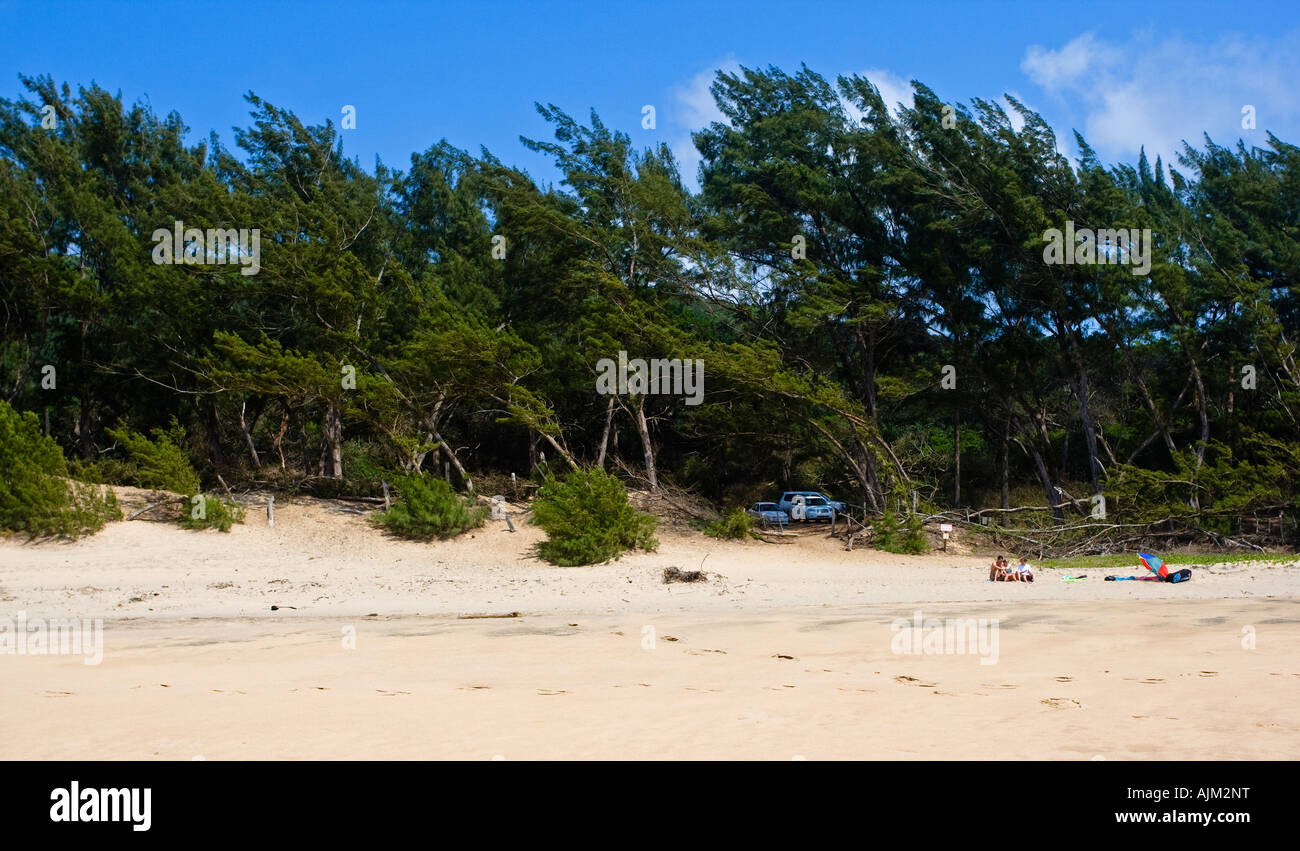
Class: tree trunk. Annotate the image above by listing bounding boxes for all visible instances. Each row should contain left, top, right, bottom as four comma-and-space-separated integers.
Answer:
1180, 340, 1210, 510
999, 421, 1010, 516
271, 403, 289, 470
632, 395, 658, 490
299, 419, 312, 474
1023, 439, 1063, 524
77, 399, 93, 460
204, 397, 225, 471
1066, 329, 1102, 495
596, 396, 615, 468
953, 412, 961, 506
1096, 314, 1177, 458
239, 398, 261, 469
319, 401, 343, 478
431, 425, 472, 492
858, 438, 881, 512
1025, 408, 1064, 523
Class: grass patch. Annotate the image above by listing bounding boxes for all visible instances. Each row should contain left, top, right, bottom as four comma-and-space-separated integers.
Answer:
1038, 552, 1299, 571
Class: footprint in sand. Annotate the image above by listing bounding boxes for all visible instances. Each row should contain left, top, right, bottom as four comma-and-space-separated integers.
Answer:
375, 689, 410, 696
895, 675, 938, 688
772, 654, 795, 660
1054, 676, 1074, 683
1139, 678, 1165, 684
1041, 697, 1082, 709
42, 690, 74, 697
836, 687, 876, 694
980, 683, 1017, 690
685, 649, 727, 656
537, 689, 570, 696
1198, 671, 1218, 678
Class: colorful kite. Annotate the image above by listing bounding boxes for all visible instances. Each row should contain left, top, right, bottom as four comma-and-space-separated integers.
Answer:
1102, 553, 1192, 583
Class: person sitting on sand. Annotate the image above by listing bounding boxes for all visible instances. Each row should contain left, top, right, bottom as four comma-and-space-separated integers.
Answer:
988, 555, 1013, 582
1013, 557, 1034, 582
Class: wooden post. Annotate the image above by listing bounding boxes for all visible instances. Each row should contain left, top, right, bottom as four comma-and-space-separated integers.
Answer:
381, 479, 390, 509
267, 495, 275, 527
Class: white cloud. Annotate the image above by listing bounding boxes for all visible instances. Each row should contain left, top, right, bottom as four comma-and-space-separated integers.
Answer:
855, 68, 914, 120
668, 58, 741, 188
1021, 30, 1300, 169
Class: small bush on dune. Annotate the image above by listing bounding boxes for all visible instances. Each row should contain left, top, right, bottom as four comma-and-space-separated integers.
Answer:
178, 493, 246, 532
703, 507, 755, 540
0, 401, 121, 537
875, 510, 927, 554
874, 509, 899, 551
531, 468, 657, 565
107, 421, 246, 531
899, 512, 928, 554
372, 474, 486, 539
106, 421, 202, 494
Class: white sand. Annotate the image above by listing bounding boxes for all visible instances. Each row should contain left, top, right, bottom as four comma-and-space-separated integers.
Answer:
2, 494, 1298, 759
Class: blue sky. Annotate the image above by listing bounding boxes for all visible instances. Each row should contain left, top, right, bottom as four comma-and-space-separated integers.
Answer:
2, 0, 1298, 188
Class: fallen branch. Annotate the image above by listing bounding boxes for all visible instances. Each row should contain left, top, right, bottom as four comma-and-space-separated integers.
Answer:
126, 500, 168, 520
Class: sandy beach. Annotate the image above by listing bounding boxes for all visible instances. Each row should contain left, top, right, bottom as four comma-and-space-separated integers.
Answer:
3, 495, 1299, 759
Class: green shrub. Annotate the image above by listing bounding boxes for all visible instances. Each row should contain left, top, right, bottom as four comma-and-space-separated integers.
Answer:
899, 512, 928, 554
703, 507, 755, 540
874, 509, 899, 551
531, 468, 658, 565
178, 493, 245, 532
0, 400, 121, 537
69, 455, 139, 486
106, 420, 201, 494
372, 474, 486, 539
875, 510, 927, 554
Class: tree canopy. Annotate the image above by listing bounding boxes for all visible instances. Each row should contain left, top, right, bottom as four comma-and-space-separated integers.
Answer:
2, 67, 1296, 548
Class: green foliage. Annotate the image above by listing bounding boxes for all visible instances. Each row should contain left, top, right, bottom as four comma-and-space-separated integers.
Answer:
69, 455, 139, 487
178, 494, 245, 532
372, 474, 486, 539
900, 512, 928, 554
106, 421, 201, 494
703, 507, 755, 540
531, 468, 658, 565
1, 70, 1298, 555
874, 510, 927, 554
874, 510, 899, 551
0, 400, 121, 537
